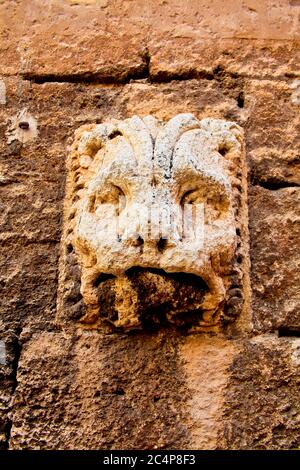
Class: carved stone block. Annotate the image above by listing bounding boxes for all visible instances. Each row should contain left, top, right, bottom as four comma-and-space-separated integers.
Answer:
57, 114, 248, 331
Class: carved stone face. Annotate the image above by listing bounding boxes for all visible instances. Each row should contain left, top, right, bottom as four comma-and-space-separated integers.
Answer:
58, 114, 247, 331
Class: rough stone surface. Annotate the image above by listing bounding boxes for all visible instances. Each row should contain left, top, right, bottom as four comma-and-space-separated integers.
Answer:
150, 39, 300, 81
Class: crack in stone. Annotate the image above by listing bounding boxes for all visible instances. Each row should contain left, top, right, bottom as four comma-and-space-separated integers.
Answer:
252, 180, 300, 190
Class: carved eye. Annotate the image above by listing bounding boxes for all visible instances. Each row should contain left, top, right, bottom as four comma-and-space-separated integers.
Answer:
89, 185, 126, 215
180, 188, 229, 223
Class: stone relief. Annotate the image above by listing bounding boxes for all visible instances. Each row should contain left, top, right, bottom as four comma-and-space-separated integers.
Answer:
57, 114, 247, 331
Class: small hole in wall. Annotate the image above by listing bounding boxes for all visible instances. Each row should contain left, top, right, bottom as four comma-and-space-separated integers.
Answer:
114, 387, 125, 396
237, 92, 245, 108
236, 228, 241, 237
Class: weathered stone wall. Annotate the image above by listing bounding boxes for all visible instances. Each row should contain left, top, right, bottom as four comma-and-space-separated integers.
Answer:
0, 0, 299, 449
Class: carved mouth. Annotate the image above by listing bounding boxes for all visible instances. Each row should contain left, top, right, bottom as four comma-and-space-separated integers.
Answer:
96, 267, 209, 329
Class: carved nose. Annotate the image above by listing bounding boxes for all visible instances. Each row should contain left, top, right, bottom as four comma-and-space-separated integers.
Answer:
127, 234, 171, 253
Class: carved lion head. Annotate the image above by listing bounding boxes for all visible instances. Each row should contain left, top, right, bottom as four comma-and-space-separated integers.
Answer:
59, 114, 246, 331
